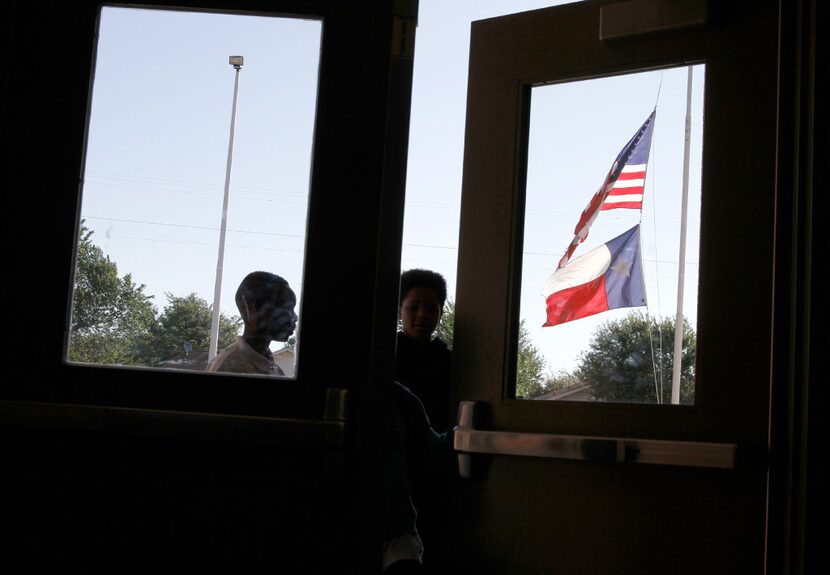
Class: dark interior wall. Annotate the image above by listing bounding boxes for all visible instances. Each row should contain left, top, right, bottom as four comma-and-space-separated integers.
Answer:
3, 426, 350, 569
769, 1, 826, 573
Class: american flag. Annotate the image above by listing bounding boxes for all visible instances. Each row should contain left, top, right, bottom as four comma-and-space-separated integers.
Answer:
557, 110, 656, 269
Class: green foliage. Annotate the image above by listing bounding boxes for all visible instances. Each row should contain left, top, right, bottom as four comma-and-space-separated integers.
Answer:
68, 226, 157, 365
69, 229, 154, 362
434, 299, 455, 350
544, 369, 581, 394
577, 311, 696, 404
515, 320, 547, 399
68, 224, 241, 367
148, 293, 241, 363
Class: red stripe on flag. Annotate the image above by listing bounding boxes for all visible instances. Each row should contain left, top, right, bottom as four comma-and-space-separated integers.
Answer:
543, 276, 609, 327
606, 186, 644, 196
615, 171, 646, 181
601, 201, 643, 210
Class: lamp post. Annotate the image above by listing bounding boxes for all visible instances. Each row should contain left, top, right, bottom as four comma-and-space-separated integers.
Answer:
208, 55, 243, 362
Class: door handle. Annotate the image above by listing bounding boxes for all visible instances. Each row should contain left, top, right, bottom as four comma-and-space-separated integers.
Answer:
453, 401, 735, 477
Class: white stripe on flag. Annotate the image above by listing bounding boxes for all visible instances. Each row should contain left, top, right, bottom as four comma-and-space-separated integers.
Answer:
542, 243, 612, 297
604, 194, 644, 205
611, 179, 645, 189
620, 163, 647, 173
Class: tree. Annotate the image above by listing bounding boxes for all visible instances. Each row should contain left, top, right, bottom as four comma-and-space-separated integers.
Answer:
435, 302, 547, 399
68, 226, 157, 365
434, 299, 455, 350
146, 293, 241, 364
544, 368, 581, 394
285, 336, 296, 351
515, 320, 547, 399
576, 311, 696, 404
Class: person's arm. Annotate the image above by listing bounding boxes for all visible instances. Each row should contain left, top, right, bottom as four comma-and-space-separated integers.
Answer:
393, 381, 455, 472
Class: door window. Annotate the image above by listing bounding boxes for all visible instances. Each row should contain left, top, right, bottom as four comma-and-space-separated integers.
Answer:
516, 65, 705, 404
67, 6, 321, 378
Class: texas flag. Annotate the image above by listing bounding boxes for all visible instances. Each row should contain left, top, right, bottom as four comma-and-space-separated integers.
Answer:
543, 224, 646, 327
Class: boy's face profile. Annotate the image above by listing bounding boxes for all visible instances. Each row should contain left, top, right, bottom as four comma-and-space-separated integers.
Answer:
400, 286, 442, 342
261, 287, 298, 342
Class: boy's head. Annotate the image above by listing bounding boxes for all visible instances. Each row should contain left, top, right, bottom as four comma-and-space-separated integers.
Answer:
399, 269, 447, 342
236, 271, 297, 342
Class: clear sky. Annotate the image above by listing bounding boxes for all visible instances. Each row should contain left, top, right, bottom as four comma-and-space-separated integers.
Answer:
78, 1, 703, 375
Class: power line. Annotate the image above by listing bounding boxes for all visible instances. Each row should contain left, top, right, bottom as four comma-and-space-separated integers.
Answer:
99, 234, 304, 253
84, 216, 304, 239
85, 171, 308, 197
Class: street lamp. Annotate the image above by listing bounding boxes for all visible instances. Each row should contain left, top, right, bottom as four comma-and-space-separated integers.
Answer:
208, 55, 243, 362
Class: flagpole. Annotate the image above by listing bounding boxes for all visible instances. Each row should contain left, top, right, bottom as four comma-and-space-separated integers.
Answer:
671, 66, 693, 404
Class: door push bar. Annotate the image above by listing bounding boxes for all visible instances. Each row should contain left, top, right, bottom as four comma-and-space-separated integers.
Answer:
453, 401, 735, 478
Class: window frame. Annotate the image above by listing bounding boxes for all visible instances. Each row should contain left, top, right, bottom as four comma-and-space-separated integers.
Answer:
451, 1, 779, 445
5, 0, 413, 425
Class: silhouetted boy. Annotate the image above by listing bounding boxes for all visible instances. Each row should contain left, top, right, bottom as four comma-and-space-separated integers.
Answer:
392, 269, 454, 573
395, 269, 452, 431
207, 271, 297, 376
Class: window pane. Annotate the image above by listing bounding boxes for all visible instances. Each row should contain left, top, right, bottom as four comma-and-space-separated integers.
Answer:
516, 65, 704, 404
67, 7, 321, 378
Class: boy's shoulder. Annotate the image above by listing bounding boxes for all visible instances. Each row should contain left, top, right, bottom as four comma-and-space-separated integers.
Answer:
429, 337, 452, 357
